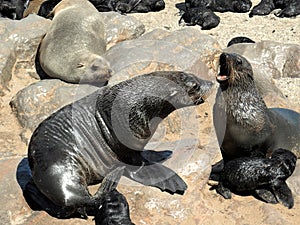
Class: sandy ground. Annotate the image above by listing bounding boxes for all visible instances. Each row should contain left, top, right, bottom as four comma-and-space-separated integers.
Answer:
0, 0, 299, 224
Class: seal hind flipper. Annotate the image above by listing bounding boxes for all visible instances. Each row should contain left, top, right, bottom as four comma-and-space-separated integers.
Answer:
254, 189, 278, 204
272, 181, 294, 209
125, 163, 187, 194
140, 150, 172, 163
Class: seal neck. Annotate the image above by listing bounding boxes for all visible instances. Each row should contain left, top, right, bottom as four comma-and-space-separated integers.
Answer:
218, 79, 269, 132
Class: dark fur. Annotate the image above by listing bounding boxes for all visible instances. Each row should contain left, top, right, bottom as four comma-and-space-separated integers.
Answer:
27, 71, 212, 219
249, 0, 300, 18
186, 0, 252, 13
38, 0, 165, 18
0, 0, 30, 19
95, 190, 134, 225
216, 148, 297, 208
179, 5, 220, 30
210, 52, 300, 194
227, 36, 255, 47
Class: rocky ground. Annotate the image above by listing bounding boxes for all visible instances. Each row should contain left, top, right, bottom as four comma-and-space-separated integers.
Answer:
0, 0, 299, 225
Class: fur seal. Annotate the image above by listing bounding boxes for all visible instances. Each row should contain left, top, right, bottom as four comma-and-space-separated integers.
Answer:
179, 5, 220, 30
27, 71, 212, 219
38, 0, 165, 18
216, 148, 297, 208
211, 52, 300, 179
38, 0, 111, 84
249, 0, 300, 18
186, 0, 252, 13
227, 36, 255, 47
0, 0, 30, 19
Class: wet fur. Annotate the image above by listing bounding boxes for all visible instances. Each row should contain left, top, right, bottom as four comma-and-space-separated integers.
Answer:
216, 148, 297, 208
27, 71, 212, 219
249, 0, 300, 18
0, 0, 30, 19
38, 0, 165, 17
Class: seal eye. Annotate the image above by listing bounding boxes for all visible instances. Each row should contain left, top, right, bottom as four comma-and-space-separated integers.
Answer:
77, 63, 84, 68
236, 57, 243, 65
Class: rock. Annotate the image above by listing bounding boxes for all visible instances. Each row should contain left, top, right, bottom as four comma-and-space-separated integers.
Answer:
105, 28, 221, 85
225, 41, 300, 107
0, 14, 50, 80
0, 42, 15, 93
10, 79, 100, 132
101, 12, 146, 49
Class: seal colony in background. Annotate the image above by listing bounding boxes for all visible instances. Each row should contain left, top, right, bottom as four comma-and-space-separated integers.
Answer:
211, 52, 300, 207
23, 71, 212, 220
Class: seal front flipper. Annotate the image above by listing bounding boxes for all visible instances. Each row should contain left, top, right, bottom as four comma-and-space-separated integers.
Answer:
94, 166, 125, 200
125, 163, 187, 195
140, 150, 172, 163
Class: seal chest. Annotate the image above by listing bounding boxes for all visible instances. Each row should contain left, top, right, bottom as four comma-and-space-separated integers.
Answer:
38, 0, 111, 84
27, 71, 213, 219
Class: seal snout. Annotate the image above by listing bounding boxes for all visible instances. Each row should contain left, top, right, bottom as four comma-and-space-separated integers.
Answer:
216, 53, 232, 83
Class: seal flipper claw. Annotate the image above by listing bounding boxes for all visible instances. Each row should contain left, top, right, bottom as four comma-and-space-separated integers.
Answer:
140, 150, 172, 163
125, 163, 187, 194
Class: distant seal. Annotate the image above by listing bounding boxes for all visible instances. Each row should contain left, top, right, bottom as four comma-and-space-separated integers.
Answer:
38, 0, 111, 84
216, 148, 297, 208
186, 0, 252, 13
249, 0, 300, 18
0, 0, 30, 19
27, 71, 213, 218
211, 52, 300, 178
227, 36, 255, 47
179, 5, 220, 30
38, 0, 165, 18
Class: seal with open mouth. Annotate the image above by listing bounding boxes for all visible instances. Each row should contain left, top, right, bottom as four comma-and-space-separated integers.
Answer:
211, 52, 300, 203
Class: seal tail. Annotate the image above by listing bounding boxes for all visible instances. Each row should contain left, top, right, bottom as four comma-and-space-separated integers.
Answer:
125, 163, 187, 195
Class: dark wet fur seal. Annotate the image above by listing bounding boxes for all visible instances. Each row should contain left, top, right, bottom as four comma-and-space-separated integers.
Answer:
0, 0, 30, 19
186, 0, 252, 13
16, 157, 130, 222
27, 71, 212, 219
211, 52, 300, 180
38, 0, 165, 18
227, 36, 255, 47
95, 189, 134, 225
179, 5, 220, 30
215, 148, 297, 208
249, 0, 300, 18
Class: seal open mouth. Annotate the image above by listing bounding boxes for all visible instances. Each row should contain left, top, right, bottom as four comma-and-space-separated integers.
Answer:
216, 53, 231, 83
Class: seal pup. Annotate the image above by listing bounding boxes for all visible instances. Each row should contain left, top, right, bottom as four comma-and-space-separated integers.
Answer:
249, 0, 300, 18
211, 52, 300, 179
185, 0, 252, 13
28, 71, 213, 219
179, 5, 220, 30
38, 0, 165, 17
216, 148, 297, 208
38, 0, 111, 84
0, 0, 30, 19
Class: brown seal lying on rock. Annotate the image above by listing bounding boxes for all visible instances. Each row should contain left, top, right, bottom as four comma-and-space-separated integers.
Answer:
26, 71, 212, 220
37, 0, 111, 84
210, 52, 300, 201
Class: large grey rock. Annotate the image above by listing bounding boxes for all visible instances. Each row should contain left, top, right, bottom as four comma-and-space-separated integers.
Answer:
225, 41, 300, 106
0, 14, 50, 81
102, 12, 145, 49
105, 28, 221, 85
10, 79, 100, 132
